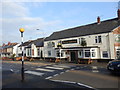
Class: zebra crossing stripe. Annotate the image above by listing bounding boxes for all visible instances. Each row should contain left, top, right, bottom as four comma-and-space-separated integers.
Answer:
92, 66, 97, 69
36, 68, 55, 72
25, 71, 44, 76
45, 76, 53, 79
92, 70, 99, 72
53, 65, 70, 68
45, 66, 64, 70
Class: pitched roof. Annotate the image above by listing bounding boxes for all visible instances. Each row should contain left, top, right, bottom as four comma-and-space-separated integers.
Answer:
19, 40, 34, 47
25, 38, 44, 48
45, 18, 119, 41
32, 38, 44, 47
2, 43, 18, 49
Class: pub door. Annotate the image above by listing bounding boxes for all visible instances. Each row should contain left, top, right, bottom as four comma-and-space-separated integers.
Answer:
70, 51, 78, 63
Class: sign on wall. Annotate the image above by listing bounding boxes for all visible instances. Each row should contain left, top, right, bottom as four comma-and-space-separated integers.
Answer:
62, 39, 77, 44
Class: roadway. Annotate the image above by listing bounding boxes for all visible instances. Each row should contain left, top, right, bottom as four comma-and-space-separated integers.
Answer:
2, 60, 120, 89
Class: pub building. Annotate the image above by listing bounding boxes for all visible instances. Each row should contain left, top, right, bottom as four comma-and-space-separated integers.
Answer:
44, 9, 120, 63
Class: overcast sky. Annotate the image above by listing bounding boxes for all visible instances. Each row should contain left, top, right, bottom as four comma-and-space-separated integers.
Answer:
1, 0, 119, 45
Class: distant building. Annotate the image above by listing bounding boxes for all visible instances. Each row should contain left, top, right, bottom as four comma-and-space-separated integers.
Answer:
0, 42, 19, 57
25, 38, 44, 59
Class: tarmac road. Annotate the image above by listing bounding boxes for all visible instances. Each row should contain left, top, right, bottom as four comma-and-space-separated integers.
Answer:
2, 60, 120, 89
2, 60, 94, 89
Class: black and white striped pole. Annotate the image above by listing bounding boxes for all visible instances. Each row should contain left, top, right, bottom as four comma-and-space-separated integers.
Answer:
19, 28, 25, 82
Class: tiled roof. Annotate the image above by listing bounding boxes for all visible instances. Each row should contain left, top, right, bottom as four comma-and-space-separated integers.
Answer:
25, 38, 44, 48
2, 43, 18, 49
45, 18, 119, 41
19, 40, 34, 47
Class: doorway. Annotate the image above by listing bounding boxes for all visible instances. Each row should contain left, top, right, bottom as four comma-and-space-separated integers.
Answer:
70, 51, 78, 63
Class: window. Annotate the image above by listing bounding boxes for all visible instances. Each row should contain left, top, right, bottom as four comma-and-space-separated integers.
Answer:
37, 48, 40, 56
79, 50, 83, 57
102, 51, 108, 58
91, 49, 96, 57
29, 48, 31, 56
52, 42, 55, 47
57, 51, 60, 57
48, 51, 51, 56
116, 49, 120, 59
95, 36, 102, 43
61, 52, 64, 57
84, 50, 90, 57
80, 38, 87, 46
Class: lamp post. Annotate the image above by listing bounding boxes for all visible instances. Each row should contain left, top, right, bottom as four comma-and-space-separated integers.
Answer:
19, 28, 25, 82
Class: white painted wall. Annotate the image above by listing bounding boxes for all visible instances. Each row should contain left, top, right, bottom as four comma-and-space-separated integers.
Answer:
13, 43, 20, 57
44, 32, 115, 59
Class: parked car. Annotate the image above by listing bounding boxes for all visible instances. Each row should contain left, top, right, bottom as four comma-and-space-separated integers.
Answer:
107, 60, 120, 74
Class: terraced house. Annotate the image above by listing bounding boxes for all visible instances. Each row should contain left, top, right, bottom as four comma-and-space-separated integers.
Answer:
0, 42, 19, 58
25, 38, 44, 59
44, 9, 120, 63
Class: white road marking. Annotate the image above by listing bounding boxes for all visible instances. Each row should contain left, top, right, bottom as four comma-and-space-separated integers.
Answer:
53, 65, 70, 68
92, 66, 97, 69
45, 66, 64, 70
45, 76, 53, 79
71, 69, 74, 70
25, 71, 44, 76
92, 70, 99, 72
51, 80, 76, 84
36, 68, 55, 72
92, 66, 99, 72
60, 72, 64, 74
66, 70, 70, 72
10, 69, 13, 72
53, 74, 59, 77
77, 83, 94, 89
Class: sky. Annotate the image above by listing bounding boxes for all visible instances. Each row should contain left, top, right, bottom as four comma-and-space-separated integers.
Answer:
1, 0, 120, 45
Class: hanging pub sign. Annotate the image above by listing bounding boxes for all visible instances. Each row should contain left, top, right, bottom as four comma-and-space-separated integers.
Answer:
62, 39, 77, 44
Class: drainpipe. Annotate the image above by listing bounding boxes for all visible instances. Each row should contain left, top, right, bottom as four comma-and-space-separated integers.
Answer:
107, 33, 111, 59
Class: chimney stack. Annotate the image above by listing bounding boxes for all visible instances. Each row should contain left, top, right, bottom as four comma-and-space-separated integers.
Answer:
8, 42, 11, 46
97, 16, 100, 24
118, 9, 120, 20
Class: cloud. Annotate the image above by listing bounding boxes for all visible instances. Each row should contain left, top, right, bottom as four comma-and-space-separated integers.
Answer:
1, 2, 62, 45
2, 2, 29, 18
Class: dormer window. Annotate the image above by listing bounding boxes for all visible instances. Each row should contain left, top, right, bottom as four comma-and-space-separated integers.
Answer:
95, 36, 102, 43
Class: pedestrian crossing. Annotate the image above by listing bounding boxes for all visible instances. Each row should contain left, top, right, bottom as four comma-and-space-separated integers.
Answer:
24, 64, 108, 79
24, 64, 73, 79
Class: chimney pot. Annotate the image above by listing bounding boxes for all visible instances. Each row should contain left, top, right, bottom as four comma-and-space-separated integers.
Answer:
97, 16, 100, 24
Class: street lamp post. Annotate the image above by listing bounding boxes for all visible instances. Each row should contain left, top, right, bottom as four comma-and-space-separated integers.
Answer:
19, 28, 25, 82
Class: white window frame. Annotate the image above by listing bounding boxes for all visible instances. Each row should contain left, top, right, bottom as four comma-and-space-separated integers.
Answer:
78, 50, 83, 58
91, 49, 96, 58
95, 36, 102, 43
84, 49, 91, 58
83, 49, 97, 58
48, 51, 51, 56
37, 48, 40, 56
102, 51, 109, 58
